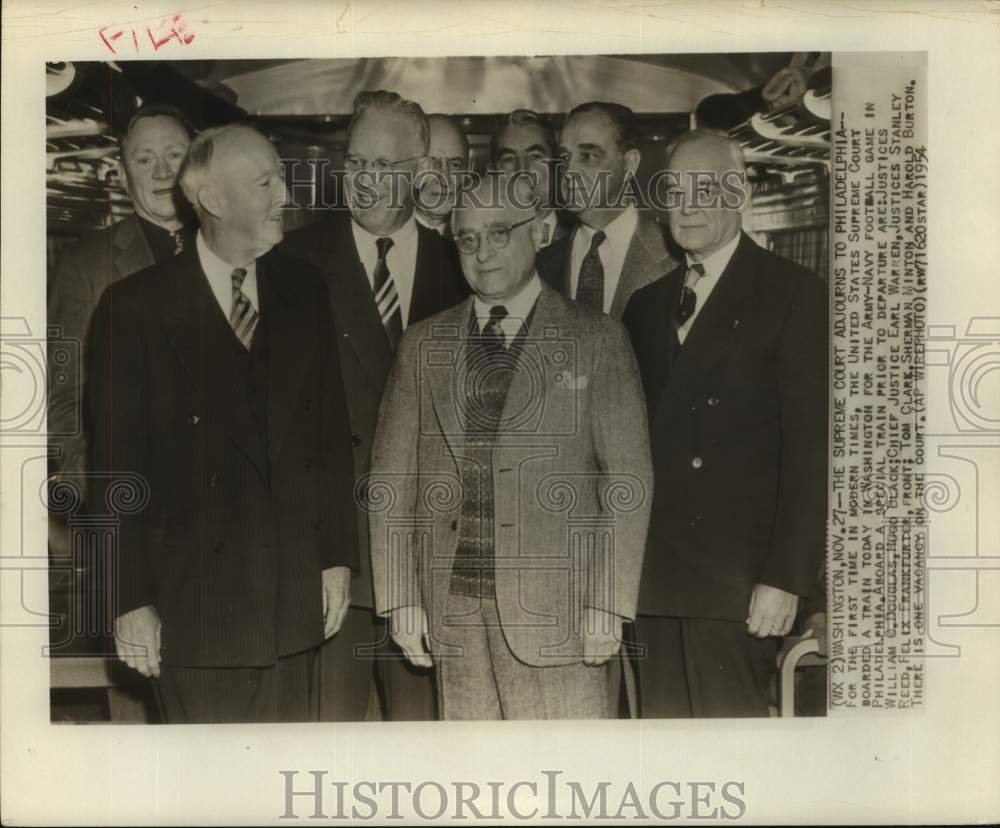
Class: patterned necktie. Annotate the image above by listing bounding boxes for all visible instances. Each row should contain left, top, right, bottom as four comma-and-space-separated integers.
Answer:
540, 220, 551, 246
373, 237, 403, 349
230, 267, 259, 350
576, 229, 606, 311
675, 262, 706, 329
171, 229, 185, 254
482, 304, 509, 352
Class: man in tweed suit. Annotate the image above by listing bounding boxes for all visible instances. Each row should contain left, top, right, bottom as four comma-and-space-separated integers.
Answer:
368, 176, 653, 719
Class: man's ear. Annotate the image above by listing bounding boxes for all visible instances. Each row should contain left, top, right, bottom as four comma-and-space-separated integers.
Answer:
624, 148, 641, 178
197, 184, 223, 219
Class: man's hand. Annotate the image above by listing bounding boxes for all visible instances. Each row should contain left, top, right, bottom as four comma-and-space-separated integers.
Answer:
582, 607, 624, 666
801, 611, 828, 657
389, 605, 432, 668
115, 605, 162, 678
322, 566, 352, 639
746, 583, 799, 638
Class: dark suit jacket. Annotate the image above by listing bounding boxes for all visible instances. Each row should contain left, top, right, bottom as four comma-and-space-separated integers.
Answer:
49, 214, 156, 501
537, 210, 676, 318
623, 232, 828, 622
86, 245, 358, 667
282, 211, 469, 610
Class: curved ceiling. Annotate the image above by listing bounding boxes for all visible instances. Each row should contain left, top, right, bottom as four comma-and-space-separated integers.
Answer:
216, 54, 772, 116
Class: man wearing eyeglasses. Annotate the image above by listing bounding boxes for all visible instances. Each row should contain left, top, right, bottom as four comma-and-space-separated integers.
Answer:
368, 175, 653, 719
414, 114, 470, 237
537, 101, 676, 319
284, 90, 467, 723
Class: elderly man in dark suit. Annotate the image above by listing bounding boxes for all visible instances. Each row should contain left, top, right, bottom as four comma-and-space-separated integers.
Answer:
87, 124, 357, 723
537, 102, 676, 318
49, 104, 194, 513
284, 90, 468, 721
623, 130, 828, 717
368, 175, 653, 719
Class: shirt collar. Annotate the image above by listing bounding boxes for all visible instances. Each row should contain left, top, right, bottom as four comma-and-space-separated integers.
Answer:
352, 212, 419, 249
685, 230, 741, 281
578, 204, 638, 250
473, 273, 542, 335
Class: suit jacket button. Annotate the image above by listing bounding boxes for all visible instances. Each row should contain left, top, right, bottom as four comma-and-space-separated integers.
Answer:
187, 414, 200, 425
304, 458, 314, 469
209, 473, 218, 487
313, 519, 324, 531
214, 541, 225, 554
351, 434, 362, 447
707, 396, 720, 407
451, 520, 458, 531
691, 456, 703, 469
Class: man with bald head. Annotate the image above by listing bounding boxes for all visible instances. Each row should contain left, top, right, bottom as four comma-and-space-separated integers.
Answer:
623, 130, 828, 717
87, 124, 358, 722
414, 114, 470, 236
284, 91, 466, 721
369, 175, 652, 719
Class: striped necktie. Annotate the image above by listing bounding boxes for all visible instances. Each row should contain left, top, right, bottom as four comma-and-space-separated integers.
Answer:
576, 229, 606, 311
373, 236, 403, 349
230, 267, 259, 350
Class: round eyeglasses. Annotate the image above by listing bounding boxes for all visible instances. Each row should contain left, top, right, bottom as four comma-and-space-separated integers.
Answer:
454, 216, 535, 255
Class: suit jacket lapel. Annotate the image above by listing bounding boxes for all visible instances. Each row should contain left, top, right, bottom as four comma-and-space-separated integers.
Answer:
160, 250, 269, 480
656, 233, 759, 423
422, 298, 474, 457
610, 212, 673, 318
112, 214, 155, 280
409, 224, 442, 324
324, 215, 395, 392
261, 253, 313, 461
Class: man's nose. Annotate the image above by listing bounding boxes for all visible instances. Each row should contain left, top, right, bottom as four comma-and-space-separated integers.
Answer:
152, 156, 173, 179
476, 235, 495, 263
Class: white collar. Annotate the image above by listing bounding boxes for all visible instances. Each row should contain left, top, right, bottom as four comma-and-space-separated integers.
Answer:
473, 273, 542, 345
685, 230, 741, 280
578, 204, 638, 250
352, 212, 419, 248
195, 230, 259, 313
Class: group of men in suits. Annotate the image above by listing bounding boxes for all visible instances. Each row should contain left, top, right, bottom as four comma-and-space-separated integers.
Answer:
49, 88, 827, 723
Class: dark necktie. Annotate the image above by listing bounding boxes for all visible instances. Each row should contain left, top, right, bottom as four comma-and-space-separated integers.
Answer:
675, 262, 706, 329
482, 304, 508, 352
575, 229, 606, 311
230, 267, 259, 350
373, 236, 402, 349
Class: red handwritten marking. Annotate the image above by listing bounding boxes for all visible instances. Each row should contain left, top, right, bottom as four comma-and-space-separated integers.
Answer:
99, 13, 195, 55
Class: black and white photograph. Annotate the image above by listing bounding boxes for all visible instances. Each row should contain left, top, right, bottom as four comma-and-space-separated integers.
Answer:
44, 52, 831, 725
3, 1, 999, 825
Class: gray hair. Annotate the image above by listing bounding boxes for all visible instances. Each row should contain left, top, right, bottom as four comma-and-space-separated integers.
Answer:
347, 90, 430, 154
177, 123, 266, 215
490, 109, 556, 162
663, 128, 746, 174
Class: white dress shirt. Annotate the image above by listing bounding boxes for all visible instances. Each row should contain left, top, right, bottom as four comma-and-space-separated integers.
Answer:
196, 230, 259, 319
676, 230, 741, 344
569, 205, 639, 314
539, 211, 559, 247
472, 273, 542, 348
352, 214, 420, 328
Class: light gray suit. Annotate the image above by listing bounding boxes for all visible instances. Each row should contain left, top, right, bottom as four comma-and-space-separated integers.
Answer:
368, 284, 653, 718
